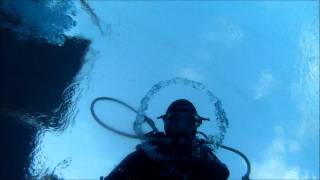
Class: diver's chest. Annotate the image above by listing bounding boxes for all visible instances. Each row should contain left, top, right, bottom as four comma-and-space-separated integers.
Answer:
154, 159, 205, 180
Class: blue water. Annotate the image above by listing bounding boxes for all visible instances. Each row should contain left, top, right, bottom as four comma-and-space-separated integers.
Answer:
1, 1, 319, 179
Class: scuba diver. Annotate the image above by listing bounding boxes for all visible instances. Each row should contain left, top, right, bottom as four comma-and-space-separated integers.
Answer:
104, 99, 230, 180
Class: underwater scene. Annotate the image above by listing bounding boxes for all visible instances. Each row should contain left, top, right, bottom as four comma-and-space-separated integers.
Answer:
0, 1, 319, 179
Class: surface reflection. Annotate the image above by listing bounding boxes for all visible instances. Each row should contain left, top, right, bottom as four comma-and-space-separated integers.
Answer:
20, 1, 319, 179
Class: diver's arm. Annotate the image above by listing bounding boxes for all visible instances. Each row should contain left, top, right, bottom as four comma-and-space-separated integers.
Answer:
207, 151, 230, 179
104, 166, 128, 180
104, 150, 144, 180
198, 145, 230, 179
104, 157, 132, 180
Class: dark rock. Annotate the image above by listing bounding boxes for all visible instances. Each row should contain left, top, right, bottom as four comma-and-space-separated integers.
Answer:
0, 28, 90, 179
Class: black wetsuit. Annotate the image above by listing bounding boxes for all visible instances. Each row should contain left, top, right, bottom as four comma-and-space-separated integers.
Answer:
104, 133, 230, 180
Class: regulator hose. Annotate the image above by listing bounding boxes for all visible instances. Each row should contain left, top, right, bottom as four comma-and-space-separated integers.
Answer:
91, 96, 251, 179
90, 97, 163, 141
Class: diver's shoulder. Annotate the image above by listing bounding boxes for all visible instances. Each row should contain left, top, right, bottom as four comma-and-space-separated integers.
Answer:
135, 131, 167, 148
125, 147, 148, 160
144, 131, 166, 138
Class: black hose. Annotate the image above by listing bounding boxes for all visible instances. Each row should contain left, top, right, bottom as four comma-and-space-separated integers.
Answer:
220, 145, 251, 180
91, 97, 165, 142
90, 97, 144, 140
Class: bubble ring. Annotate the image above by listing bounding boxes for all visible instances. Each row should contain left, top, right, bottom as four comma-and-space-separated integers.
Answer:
134, 77, 229, 150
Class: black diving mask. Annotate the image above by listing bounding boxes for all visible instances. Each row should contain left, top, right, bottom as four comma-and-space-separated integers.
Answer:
158, 112, 209, 128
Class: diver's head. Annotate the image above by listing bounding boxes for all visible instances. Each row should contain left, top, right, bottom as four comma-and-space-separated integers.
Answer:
158, 99, 204, 138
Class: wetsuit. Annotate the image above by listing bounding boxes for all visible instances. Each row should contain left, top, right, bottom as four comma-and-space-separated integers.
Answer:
104, 133, 229, 180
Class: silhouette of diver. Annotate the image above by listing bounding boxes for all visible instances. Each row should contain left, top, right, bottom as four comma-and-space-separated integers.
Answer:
104, 99, 230, 180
